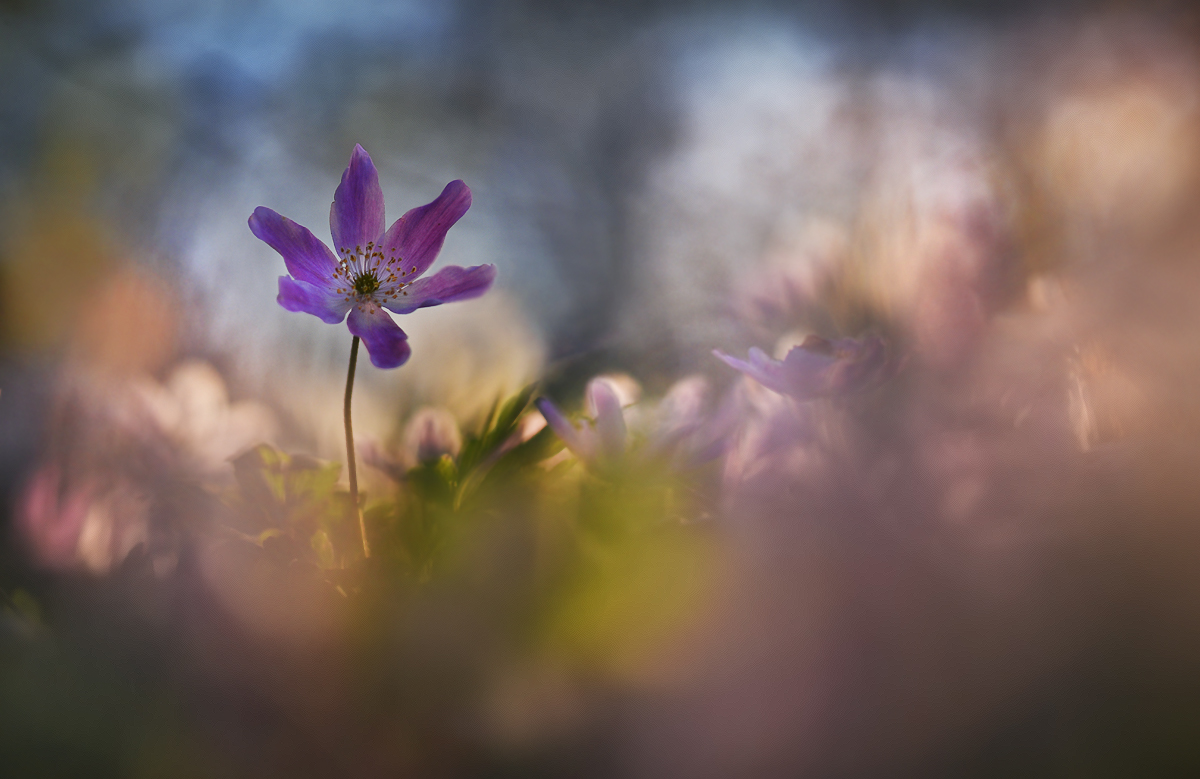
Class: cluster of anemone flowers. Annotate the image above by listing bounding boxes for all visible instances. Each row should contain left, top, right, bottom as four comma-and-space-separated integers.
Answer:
10, 105, 1196, 776
250, 144, 895, 558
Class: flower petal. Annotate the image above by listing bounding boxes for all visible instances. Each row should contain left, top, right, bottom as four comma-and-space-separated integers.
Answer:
585, 379, 628, 460
384, 264, 496, 315
715, 348, 791, 397
277, 276, 351, 324
715, 337, 895, 400
380, 180, 472, 279
347, 304, 411, 369
778, 345, 840, 397
249, 207, 339, 286
715, 347, 833, 399
330, 144, 386, 257
535, 397, 595, 461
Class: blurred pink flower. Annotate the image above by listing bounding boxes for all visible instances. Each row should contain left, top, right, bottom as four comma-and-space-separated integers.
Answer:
16, 465, 149, 573
16, 465, 95, 569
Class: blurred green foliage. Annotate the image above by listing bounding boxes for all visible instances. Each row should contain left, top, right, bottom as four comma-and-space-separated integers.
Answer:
0, 383, 719, 776
224, 444, 354, 570
216, 384, 716, 675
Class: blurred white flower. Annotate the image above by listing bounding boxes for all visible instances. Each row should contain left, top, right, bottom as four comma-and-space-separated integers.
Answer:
134, 360, 277, 475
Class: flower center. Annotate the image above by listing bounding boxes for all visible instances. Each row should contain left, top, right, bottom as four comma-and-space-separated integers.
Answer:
353, 271, 380, 296
331, 240, 418, 305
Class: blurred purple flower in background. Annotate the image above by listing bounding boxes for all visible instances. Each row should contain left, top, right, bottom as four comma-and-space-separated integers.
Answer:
536, 377, 629, 465
714, 334, 895, 400
363, 406, 465, 480
248, 145, 496, 368
537, 374, 738, 468
401, 406, 464, 465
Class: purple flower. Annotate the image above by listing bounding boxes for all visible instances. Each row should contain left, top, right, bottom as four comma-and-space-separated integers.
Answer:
249, 145, 496, 368
715, 334, 894, 400
537, 375, 737, 468
535, 377, 629, 465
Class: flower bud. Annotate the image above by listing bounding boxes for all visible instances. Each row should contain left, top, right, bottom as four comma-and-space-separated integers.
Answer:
402, 407, 462, 464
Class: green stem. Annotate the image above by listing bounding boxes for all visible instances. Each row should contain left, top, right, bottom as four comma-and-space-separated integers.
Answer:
345, 335, 370, 558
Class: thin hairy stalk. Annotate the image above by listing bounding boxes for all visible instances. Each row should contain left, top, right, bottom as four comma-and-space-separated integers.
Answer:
345, 335, 370, 558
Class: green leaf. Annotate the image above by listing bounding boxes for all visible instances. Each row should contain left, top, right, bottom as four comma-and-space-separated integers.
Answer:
284, 459, 343, 517
490, 383, 538, 445
310, 530, 336, 569
231, 444, 289, 507
458, 383, 538, 477
502, 424, 563, 468
407, 456, 458, 507
469, 425, 563, 498
227, 444, 348, 549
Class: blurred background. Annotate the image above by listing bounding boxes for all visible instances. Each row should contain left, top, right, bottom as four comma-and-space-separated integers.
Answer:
6, 0, 1200, 776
